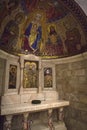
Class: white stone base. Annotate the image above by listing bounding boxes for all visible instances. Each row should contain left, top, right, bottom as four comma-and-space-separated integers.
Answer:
31, 121, 67, 130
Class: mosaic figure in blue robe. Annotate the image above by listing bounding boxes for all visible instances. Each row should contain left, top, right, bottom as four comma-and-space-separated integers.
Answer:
22, 22, 42, 53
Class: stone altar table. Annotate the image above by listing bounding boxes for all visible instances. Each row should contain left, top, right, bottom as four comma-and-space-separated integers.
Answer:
1, 100, 69, 130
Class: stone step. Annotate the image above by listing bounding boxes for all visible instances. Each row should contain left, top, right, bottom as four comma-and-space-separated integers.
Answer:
31, 121, 67, 130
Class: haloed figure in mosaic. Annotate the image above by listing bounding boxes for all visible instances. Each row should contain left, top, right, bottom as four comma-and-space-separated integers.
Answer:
46, 25, 63, 56
22, 13, 42, 53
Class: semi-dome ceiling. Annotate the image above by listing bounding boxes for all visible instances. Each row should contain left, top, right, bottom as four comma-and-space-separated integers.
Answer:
0, 0, 87, 59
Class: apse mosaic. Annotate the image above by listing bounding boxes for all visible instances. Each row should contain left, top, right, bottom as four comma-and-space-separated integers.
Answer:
0, 0, 87, 58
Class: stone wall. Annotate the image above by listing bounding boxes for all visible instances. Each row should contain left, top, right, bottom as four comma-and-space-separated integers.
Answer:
56, 57, 87, 130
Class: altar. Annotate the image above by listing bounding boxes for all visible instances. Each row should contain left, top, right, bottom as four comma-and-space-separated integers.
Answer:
1, 100, 69, 130
0, 50, 69, 130
1, 100, 69, 115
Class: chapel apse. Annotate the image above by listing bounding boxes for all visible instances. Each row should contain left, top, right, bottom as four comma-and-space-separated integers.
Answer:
0, 0, 87, 59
